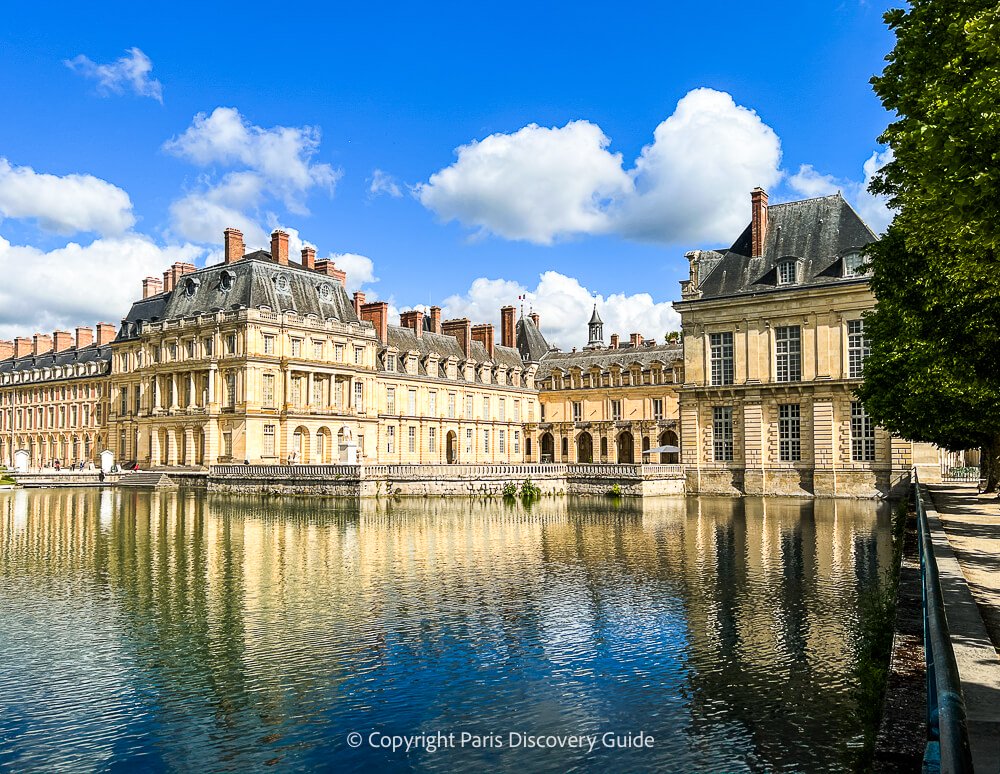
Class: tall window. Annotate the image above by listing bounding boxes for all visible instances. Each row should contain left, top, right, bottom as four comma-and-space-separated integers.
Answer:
843, 252, 867, 277
312, 378, 323, 406
354, 347, 363, 365
223, 431, 234, 459
851, 401, 876, 461
499, 399, 506, 422
465, 428, 473, 456
777, 259, 797, 285
226, 334, 237, 355
263, 425, 275, 456
775, 326, 802, 382
386, 387, 395, 414
447, 392, 456, 418
710, 332, 735, 385
428, 426, 437, 453
408, 426, 416, 453
225, 373, 236, 407
312, 340, 324, 359
483, 429, 490, 453
354, 381, 364, 411
408, 389, 417, 416
291, 378, 302, 406
610, 400, 622, 420
513, 430, 520, 455
513, 400, 520, 422
263, 335, 275, 355
499, 429, 506, 454
848, 319, 870, 378
262, 374, 275, 407
778, 404, 801, 462
386, 426, 395, 454
572, 401, 582, 422
335, 344, 344, 362
712, 406, 734, 462
483, 397, 490, 420
465, 396, 474, 420
652, 398, 663, 420
428, 391, 437, 416
291, 338, 302, 357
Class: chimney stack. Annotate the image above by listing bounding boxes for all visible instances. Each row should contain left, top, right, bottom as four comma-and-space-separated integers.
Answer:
751, 187, 768, 259
471, 323, 495, 358
0, 340, 12, 361
171, 262, 196, 289
500, 305, 515, 348
75, 327, 94, 349
314, 259, 347, 287
441, 318, 472, 358
142, 276, 164, 298
32, 333, 53, 356
224, 227, 244, 264
14, 337, 33, 358
429, 306, 442, 334
301, 246, 316, 270
360, 301, 389, 342
399, 309, 425, 339
610, 334, 620, 349
629, 333, 643, 348
529, 311, 540, 331
162, 270, 174, 292
96, 323, 116, 346
270, 230, 289, 266
353, 291, 366, 318
52, 330, 73, 352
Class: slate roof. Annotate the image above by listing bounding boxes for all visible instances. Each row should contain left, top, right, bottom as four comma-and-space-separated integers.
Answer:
516, 316, 551, 362
539, 342, 682, 373
382, 325, 524, 378
0, 343, 112, 379
117, 253, 360, 340
695, 193, 877, 300
588, 305, 603, 325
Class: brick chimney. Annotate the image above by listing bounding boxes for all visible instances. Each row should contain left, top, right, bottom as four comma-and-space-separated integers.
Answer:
400, 309, 425, 339
500, 305, 515, 348
224, 227, 244, 264
162, 270, 174, 292
171, 262, 196, 289
301, 246, 316, 270
142, 276, 163, 298
610, 334, 620, 349
429, 306, 442, 334
529, 311, 540, 331
75, 327, 94, 349
360, 301, 389, 342
353, 291, 366, 317
14, 337, 32, 358
96, 323, 116, 346
0, 340, 12, 361
53, 330, 73, 352
442, 318, 472, 358
471, 323, 495, 358
314, 259, 347, 287
751, 187, 768, 259
270, 230, 289, 266
32, 333, 52, 355
629, 333, 643, 348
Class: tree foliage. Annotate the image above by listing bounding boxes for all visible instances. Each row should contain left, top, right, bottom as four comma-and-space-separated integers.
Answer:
859, 0, 1000, 488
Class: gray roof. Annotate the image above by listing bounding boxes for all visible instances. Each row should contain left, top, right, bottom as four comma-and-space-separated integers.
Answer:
539, 342, 682, 373
516, 316, 551, 362
382, 325, 524, 378
588, 305, 603, 325
696, 193, 877, 300
0, 343, 112, 379
117, 253, 359, 340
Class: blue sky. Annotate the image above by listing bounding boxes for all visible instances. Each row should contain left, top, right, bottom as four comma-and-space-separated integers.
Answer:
0, 0, 897, 347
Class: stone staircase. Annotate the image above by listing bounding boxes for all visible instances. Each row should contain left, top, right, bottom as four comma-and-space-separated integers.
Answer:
117, 471, 178, 489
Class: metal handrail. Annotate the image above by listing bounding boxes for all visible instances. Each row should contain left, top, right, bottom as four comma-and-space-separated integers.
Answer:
913, 471, 975, 773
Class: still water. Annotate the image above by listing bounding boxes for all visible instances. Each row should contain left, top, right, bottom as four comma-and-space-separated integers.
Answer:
0, 488, 891, 772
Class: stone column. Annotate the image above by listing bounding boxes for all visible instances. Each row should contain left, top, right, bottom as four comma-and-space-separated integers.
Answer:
743, 400, 766, 495
184, 427, 195, 466
812, 398, 836, 496
170, 375, 179, 410
188, 373, 195, 407
208, 366, 217, 409
150, 429, 160, 465
307, 372, 314, 409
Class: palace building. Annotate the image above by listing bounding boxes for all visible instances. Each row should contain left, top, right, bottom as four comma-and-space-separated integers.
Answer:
674, 189, 937, 497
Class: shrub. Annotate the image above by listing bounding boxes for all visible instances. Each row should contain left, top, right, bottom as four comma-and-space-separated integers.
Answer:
607, 483, 622, 497
519, 478, 541, 500
501, 481, 519, 499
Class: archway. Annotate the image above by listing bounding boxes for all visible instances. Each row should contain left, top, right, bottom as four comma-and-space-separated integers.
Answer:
446, 430, 458, 464
642, 436, 650, 456
658, 430, 679, 463
291, 426, 310, 464
317, 427, 333, 463
540, 432, 554, 463
617, 431, 634, 463
577, 432, 593, 463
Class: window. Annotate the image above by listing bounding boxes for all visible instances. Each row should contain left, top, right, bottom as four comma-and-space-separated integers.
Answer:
465, 428, 473, 456
513, 430, 520, 455
483, 397, 490, 420
610, 400, 622, 421
120, 388, 128, 415
499, 399, 506, 422
203, 337, 214, 357
429, 391, 437, 416
354, 381, 364, 411
429, 426, 437, 453
713, 406, 734, 462
386, 426, 396, 454
225, 372, 236, 407
499, 429, 506, 454
447, 392, 456, 418
408, 389, 417, 416
775, 326, 802, 382
710, 332, 735, 386
408, 426, 416, 453
312, 378, 323, 406
465, 396, 474, 420
262, 374, 275, 407
513, 400, 520, 422
851, 401, 876, 462
291, 338, 302, 357
186, 340, 195, 358
263, 424, 275, 456
843, 252, 867, 277
386, 387, 396, 414
169, 342, 178, 361
539, 403, 545, 421
483, 429, 490, 453
263, 335, 275, 355
572, 401, 582, 422
312, 340, 323, 359
291, 378, 301, 406
777, 259, 797, 285
226, 334, 237, 355
354, 347, 363, 365
386, 354, 396, 371
652, 399, 664, 421
848, 319, 870, 378
778, 404, 801, 462
335, 344, 344, 362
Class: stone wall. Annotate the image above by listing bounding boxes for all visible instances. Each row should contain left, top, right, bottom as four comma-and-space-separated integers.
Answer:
688, 465, 912, 499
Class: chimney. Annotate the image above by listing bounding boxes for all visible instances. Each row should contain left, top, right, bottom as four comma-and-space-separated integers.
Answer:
14, 337, 33, 358
270, 229, 289, 266
500, 305, 515, 348
529, 311, 540, 331
610, 334, 620, 349
751, 187, 768, 259
399, 309, 425, 339
360, 301, 389, 342
353, 291, 366, 317
75, 327, 94, 349
224, 227, 244, 264
301, 246, 316, 271
96, 323, 116, 346
629, 333, 643, 348
171, 262, 196, 289
163, 270, 174, 293
142, 276, 163, 298
32, 333, 52, 356
52, 330, 73, 352
471, 323, 495, 358
315, 259, 347, 287
0, 340, 12, 361
441, 318, 472, 358
429, 306, 442, 334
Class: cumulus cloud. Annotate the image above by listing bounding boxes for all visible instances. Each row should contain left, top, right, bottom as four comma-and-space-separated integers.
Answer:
326, 252, 377, 293
369, 169, 402, 198
65, 47, 163, 102
787, 148, 895, 232
417, 89, 781, 246
0, 158, 135, 236
0, 233, 204, 339
438, 271, 680, 351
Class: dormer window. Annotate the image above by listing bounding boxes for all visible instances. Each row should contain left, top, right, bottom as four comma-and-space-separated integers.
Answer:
777, 258, 797, 286
220, 271, 235, 292
843, 252, 868, 277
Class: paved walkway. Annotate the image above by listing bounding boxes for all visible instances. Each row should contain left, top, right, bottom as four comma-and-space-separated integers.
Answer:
925, 484, 1000, 772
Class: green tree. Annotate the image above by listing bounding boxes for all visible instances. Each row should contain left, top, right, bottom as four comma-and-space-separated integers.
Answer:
860, 0, 1000, 490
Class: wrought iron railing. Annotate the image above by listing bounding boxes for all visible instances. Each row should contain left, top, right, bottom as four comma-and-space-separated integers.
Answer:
913, 472, 974, 773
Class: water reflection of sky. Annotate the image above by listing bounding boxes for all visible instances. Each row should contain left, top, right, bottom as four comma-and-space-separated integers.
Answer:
0, 489, 891, 773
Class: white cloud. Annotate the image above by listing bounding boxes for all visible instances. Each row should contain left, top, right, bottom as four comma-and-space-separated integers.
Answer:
0, 158, 135, 236
327, 252, 377, 293
416, 89, 781, 246
65, 47, 163, 102
169, 172, 269, 247
369, 169, 402, 198
439, 271, 680, 351
787, 164, 842, 198
787, 148, 895, 233
0, 233, 204, 340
